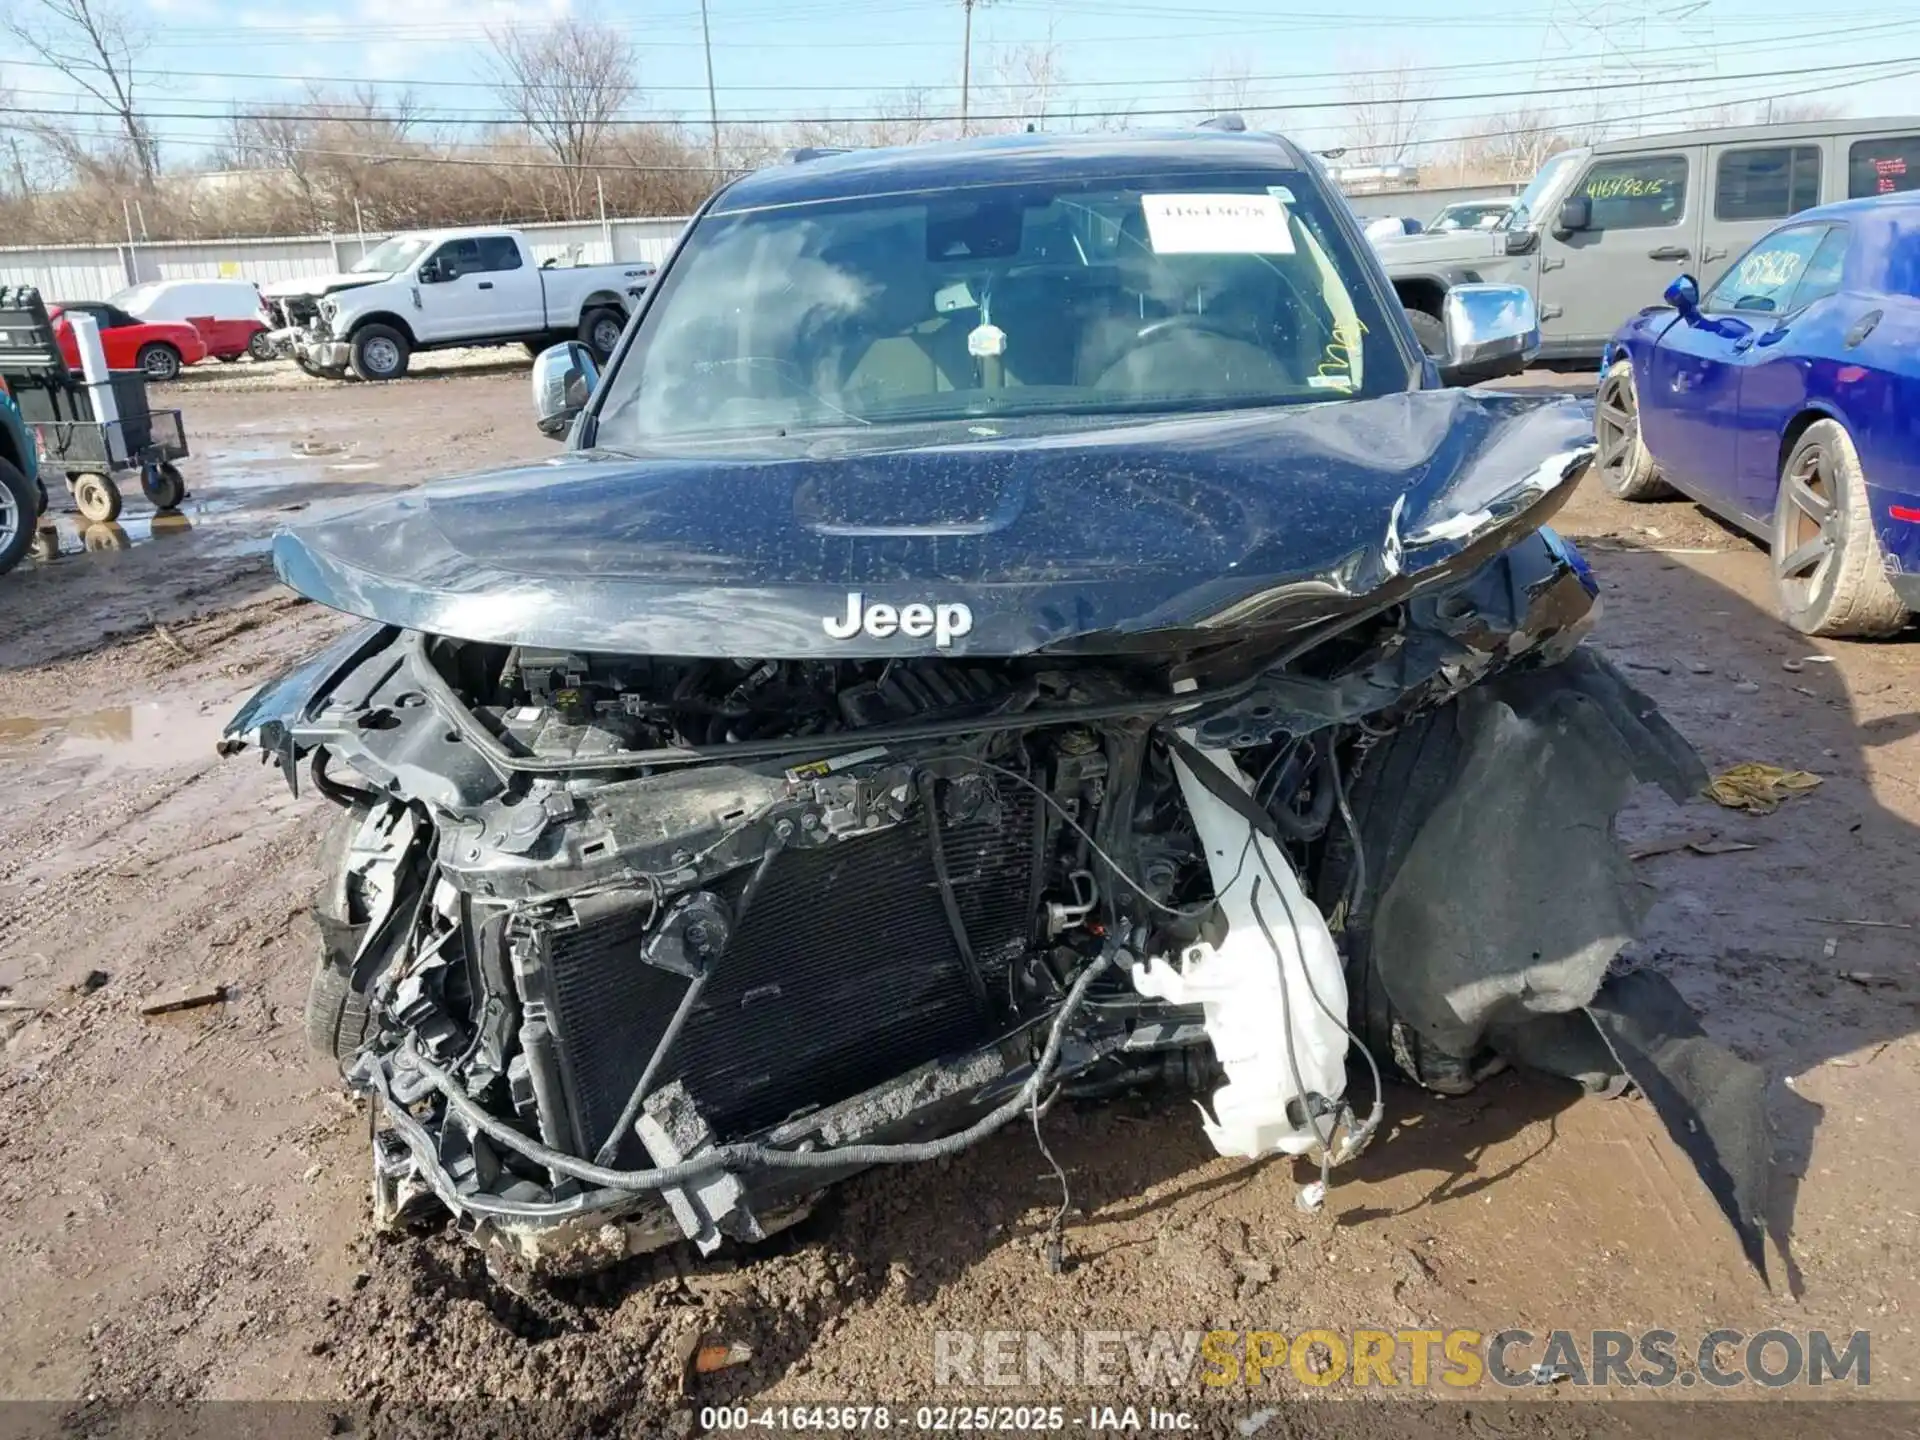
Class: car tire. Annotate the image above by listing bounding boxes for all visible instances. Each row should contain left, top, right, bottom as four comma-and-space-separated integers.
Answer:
0, 457, 35, 575
1404, 308, 1446, 360
137, 342, 182, 383
248, 331, 277, 362
1770, 418, 1908, 638
1315, 706, 1495, 1095
70, 472, 121, 524
306, 806, 379, 1071
1595, 359, 1675, 500
350, 324, 411, 382
579, 306, 626, 362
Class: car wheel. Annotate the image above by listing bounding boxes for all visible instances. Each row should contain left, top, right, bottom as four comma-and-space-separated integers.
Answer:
137, 342, 182, 383
141, 461, 188, 511
306, 806, 381, 1071
579, 306, 625, 362
350, 324, 411, 382
70, 472, 121, 524
0, 458, 35, 575
1770, 418, 1908, 638
248, 331, 277, 362
1404, 308, 1446, 360
1595, 358, 1675, 500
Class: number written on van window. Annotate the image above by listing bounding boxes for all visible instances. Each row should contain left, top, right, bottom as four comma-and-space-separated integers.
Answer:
1578, 155, 1688, 229
1848, 135, 1920, 197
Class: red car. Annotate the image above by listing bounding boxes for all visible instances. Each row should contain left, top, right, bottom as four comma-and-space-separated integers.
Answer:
49, 302, 210, 382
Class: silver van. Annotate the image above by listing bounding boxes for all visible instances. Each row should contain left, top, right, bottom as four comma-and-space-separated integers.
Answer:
1376, 116, 1920, 361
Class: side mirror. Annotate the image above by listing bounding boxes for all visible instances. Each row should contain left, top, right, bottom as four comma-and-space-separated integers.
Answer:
418, 261, 444, 285
1437, 282, 1541, 385
1554, 195, 1591, 236
532, 341, 599, 440
1663, 273, 1701, 318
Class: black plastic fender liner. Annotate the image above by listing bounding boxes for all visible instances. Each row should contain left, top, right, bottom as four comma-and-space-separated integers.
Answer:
1353, 646, 1770, 1272
1585, 968, 1771, 1278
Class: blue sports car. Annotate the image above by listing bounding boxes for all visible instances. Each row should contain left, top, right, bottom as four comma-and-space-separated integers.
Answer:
1598, 191, 1920, 637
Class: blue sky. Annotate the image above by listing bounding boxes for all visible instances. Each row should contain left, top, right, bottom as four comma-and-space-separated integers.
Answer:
9, 0, 1920, 164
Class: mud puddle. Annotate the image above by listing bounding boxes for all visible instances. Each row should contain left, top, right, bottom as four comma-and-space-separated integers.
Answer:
29, 437, 397, 564
0, 691, 244, 770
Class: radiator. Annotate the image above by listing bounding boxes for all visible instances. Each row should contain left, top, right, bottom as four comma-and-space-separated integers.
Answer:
533, 793, 1039, 1165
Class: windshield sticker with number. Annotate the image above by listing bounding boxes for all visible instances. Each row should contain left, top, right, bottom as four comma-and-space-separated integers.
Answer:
1735, 248, 1806, 291
1141, 194, 1296, 255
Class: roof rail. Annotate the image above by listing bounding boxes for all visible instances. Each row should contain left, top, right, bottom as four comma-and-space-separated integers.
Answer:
782, 146, 851, 164
1196, 113, 1247, 133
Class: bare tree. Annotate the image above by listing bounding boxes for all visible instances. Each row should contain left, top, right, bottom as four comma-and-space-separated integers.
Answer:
1341, 57, 1430, 167
6, 0, 157, 186
488, 16, 639, 219
988, 35, 1066, 133
1443, 105, 1573, 184
1192, 58, 1264, 122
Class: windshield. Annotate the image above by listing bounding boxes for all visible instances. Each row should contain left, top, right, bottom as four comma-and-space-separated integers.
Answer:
1431, 202, 1509, 232
352, 236, 431, 274
109, 283, 162, 314
594, 170, 1412, 446
1507, 151, 1584, 233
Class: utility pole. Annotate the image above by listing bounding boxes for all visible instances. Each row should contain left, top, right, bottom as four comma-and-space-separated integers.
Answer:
959, 0, 993, 137
700, 0, 722, 174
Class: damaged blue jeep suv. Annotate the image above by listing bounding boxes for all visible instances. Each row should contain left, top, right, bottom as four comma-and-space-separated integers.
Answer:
224, 128, 1769, 1278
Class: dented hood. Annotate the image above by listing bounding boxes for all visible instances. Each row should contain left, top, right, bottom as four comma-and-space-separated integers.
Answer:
271, 389, 1593, 657
259, 272, 389, 301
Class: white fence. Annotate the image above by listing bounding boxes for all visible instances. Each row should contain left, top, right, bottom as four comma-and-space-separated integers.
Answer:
0, 185, 1523, 301
0, 215, 693, 302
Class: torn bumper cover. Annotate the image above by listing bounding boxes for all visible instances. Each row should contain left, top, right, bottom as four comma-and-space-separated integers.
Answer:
223, 388, 1770, 1276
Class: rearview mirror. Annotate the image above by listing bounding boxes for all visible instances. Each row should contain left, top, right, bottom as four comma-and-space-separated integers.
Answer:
1437, 282, 1540, 385
1554, 195, 1591, 236
532, 341, 599, 440
1664, 273, 1701, 318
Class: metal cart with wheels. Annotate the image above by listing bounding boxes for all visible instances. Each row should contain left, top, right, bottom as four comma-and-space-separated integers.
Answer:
0, 285, 192, 526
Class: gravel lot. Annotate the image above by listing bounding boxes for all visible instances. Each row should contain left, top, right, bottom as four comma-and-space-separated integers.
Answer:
2, 361, 1917, 1433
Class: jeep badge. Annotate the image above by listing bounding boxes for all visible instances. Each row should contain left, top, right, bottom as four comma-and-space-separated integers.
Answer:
823, 592, 973, 648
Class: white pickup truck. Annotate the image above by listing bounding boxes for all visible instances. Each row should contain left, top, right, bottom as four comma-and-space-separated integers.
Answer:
259, 227, 654, 382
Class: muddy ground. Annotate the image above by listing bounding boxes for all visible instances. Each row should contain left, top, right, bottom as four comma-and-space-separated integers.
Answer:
1, 362, 1917, 1433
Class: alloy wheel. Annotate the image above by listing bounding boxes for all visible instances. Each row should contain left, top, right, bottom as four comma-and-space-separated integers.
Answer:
1595, 371, 1637, 482
1775, 442, 1838, 600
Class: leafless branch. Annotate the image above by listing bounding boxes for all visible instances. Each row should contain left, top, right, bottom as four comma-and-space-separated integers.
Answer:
487, 16, 639, 219
6, 0, 158, 186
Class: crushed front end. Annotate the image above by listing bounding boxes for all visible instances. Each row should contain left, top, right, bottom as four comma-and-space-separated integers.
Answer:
224, 391, 1771, 1277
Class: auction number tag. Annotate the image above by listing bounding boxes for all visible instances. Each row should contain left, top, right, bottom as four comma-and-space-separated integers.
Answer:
1141, 193, 1296, 255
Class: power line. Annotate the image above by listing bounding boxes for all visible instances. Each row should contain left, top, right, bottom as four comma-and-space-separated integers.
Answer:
6, 14, 1909, 99
4, 51, 1913, 128
33, 61, 1920, 177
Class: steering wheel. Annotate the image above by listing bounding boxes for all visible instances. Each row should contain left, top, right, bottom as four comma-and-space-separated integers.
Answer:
1131, 312, 1245, 346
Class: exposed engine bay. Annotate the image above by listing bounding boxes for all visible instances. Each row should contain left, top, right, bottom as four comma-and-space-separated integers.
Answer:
225, 521, 1770, 1278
